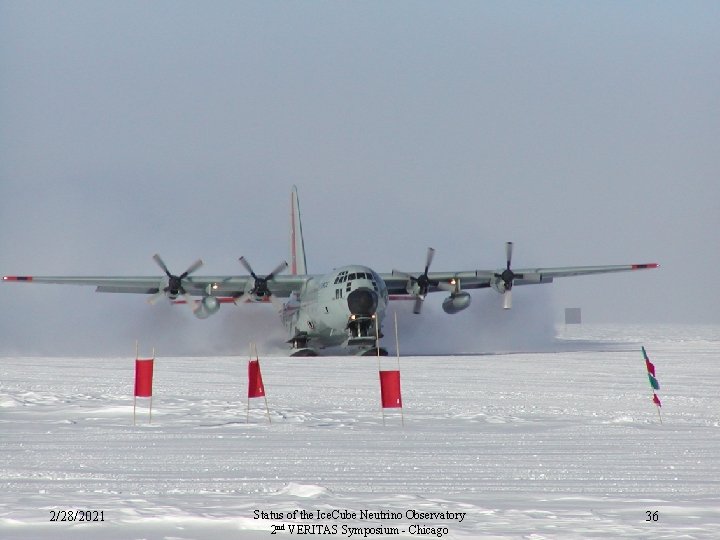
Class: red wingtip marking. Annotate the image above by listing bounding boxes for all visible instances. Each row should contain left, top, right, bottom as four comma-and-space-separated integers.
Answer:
3, 276, 33, 281
632, 263, 660, 270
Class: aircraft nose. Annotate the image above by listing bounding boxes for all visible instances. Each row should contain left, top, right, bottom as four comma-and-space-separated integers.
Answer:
347, 288, 378, 316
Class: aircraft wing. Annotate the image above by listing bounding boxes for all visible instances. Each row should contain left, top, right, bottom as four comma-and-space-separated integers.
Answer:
381, 263, 659, 296
3, 274, 310, 299
508, 263, 659, 281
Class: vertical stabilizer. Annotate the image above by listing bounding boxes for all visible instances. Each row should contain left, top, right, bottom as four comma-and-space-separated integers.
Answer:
290, 186, 308, 275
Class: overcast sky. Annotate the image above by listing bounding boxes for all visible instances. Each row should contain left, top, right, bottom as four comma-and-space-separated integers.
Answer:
1, 2, 718, 355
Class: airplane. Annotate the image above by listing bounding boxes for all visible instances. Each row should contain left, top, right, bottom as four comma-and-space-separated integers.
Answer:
4, 187, 658, 356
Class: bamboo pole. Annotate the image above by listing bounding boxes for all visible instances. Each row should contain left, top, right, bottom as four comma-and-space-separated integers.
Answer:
247, 343, 252, 424
643, 347, 663, 425
375, 314, 385, 426
149, 347, 155, 424
257, 343, 271, 424
133, 341, 138, 426
395, 310, 404, 428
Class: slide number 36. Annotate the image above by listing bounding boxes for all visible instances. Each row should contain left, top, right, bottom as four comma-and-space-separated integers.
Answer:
646, 511, 659, 522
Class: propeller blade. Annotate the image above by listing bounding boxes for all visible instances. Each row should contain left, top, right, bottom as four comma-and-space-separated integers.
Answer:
503, 289, 512, 310
238, 256, 256, 278
267, 261, 289, 280
182, 293, 197, 313
181, 259, 204, 278
398, 247, 439, 311
237, 258, 288, 299
147, 290, 165, 305
424, 247, 435, 274
150, 254, 203, 303
234, 292, 250, 305
152, 254, 172, 277
391, 270, 416, 282
505, 242, 513, 270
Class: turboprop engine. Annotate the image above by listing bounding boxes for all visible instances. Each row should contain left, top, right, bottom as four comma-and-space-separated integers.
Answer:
192, 296, 220, 319
442, 291, 471, 314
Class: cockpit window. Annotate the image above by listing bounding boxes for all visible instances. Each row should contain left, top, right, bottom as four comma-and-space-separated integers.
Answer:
348, 273, 356, 281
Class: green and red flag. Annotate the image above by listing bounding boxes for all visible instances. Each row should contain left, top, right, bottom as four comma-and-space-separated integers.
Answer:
642, 346, 656, 377
642, 347, 663, 422
642, 347, 660, 390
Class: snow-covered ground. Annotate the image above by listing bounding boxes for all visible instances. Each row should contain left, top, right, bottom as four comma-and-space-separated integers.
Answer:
1, 324, 719, 539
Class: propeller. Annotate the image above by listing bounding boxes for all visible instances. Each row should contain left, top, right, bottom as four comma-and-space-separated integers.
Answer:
494, 242, 524, 309
148, 254, 203, 305
236, 257, 288, 303
393, 247, 438, 314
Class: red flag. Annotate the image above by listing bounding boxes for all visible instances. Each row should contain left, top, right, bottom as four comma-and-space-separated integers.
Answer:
379, 370, 402, 408
134, 359, 154, 397
642, 347, 656, 376
248, 360, 265, 398
645, 359, 656, 377
653, 393, 662, 407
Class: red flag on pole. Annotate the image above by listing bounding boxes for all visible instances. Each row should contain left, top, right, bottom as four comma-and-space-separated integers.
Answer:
248, 360, 265, 398
642, 346, 656, 376
645, 359, 656, 377
134, 359, 154, 397
653, 393, 662, 407
379, 370, 402, 408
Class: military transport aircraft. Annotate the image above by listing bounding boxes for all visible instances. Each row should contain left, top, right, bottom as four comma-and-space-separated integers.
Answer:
4, 187, 658, 356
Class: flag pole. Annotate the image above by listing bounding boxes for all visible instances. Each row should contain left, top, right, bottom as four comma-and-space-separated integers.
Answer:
375, 313, 381, 368
394, 310, 404, 428
149, 347, 155, 424
247, 343, 252, 424
133, 340, 138, 426
643, 346, 662, 424
375, 314, 385, 426
263, 390, 271, 423
256, 343, 271, 424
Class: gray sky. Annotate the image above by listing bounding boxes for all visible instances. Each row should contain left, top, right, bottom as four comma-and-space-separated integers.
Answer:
1, 2, 718, 355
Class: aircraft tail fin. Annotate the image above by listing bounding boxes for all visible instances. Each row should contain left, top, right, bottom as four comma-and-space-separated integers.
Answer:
290, 186, 308, 275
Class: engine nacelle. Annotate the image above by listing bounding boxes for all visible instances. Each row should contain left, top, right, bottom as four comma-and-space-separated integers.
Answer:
490, 276, 506, 294
193, 296, 220, 319
442, 291, 471, 314
405, 281, 421, 296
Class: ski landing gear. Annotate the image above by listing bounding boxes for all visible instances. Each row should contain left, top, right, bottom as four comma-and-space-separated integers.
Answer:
288, 331, 319, 357
290, 348, 318, 357
347, 315, 384, 346
358, 347, 389, 356
347, 314, 386, 355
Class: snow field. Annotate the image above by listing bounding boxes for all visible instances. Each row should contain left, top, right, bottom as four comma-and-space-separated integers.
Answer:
1, 324, 719, 539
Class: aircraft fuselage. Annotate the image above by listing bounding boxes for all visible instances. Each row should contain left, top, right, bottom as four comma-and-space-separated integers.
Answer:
282, 265, 389, 351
